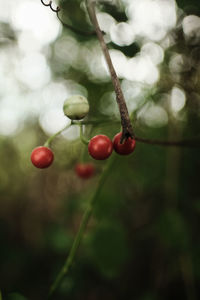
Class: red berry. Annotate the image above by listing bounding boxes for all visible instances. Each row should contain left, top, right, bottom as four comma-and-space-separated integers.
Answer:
75, 163, 95, 179
88, 135, 113, 160
113, 132, 136, 155
31, 146, 54, 168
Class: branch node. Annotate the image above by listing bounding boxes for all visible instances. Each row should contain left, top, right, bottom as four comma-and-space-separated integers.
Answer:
120, 128, 134, 143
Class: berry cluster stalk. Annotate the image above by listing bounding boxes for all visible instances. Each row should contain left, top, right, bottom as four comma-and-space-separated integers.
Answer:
47, 154, 116, 298
43, 120, 200, 148
79, 124, 90, 145
86, 0, 134, 142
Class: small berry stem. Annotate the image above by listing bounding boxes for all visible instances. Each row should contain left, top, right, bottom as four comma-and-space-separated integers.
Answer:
47, 154, 117, 298
44, 122, 72, 147
79, 124, 90, 145
43, 119, 200, 149
73, 119, 120, 126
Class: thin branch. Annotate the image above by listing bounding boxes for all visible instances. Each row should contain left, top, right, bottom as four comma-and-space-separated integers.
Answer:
40, 0, 96, 36
86, 0, 134, 142
47, 154, 117, 298
41, 0, 60, 12
75, 120, 200, 148
135, 136, 200, 148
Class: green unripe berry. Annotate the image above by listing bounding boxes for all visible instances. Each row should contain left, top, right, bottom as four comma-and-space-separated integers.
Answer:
63, 95, 89, 120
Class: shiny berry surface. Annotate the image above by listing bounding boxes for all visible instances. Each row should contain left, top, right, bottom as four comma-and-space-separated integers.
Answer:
88, 135, 113, 160
113, 132, 136, 155
75, 163, 95, 179
31, 146, 54, 168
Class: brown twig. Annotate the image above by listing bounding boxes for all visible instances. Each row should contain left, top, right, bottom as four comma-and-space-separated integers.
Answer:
86, 0, 134, 142
41, 0, 96, 36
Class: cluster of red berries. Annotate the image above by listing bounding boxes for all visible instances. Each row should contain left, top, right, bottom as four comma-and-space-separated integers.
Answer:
31, 95, 136, 178
88, 132, 136, 159
31, 132, 136, 177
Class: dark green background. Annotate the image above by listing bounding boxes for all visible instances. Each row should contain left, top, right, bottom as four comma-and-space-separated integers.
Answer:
0, 0, 200, 299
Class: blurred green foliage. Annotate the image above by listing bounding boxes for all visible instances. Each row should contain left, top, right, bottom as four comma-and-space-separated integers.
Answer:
0, 0, 200, 299
6, 294, 27, 300
85, 221, 130, 278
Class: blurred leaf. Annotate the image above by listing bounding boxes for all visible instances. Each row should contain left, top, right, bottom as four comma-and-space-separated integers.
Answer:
59, 276, 75, 295
156, 210, 189, 251
86, 222, 130, 278
6, 294, 27, 300
176, 0, 200, 10
45, 226, 73, 253
193, 200, 200, 213
191, 244, 200, 280
140, 293, 157, 300
93, 190, 122, 219
0, 22, 16, 45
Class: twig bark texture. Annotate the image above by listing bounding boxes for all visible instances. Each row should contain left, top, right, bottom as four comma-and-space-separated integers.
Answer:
86, 0, 134, 142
